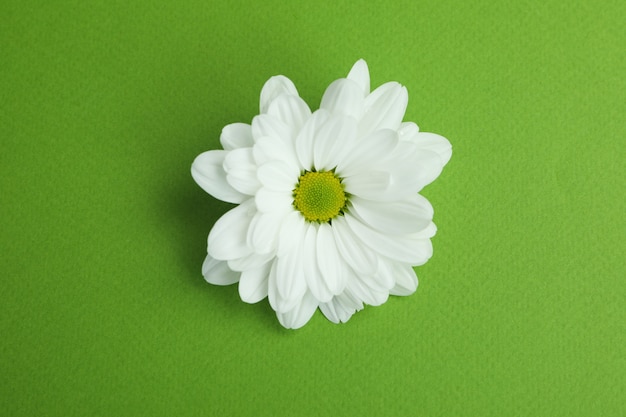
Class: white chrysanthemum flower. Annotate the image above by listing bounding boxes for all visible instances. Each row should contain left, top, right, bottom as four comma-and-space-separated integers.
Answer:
191, 60, 451, 329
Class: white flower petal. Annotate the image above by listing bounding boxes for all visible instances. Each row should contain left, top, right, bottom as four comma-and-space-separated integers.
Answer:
220, 123, 254, 150
349, 194, 433, 235
254, 187, 293, 214
347, 274, 389, 306
344, 214, 434, 265
338, 286, 366, 310
409, 148, 446, 191
376, 141, 444, 195
223, 147, 261, 195
251, 114, 292, 145
227, 251, 274, 272
406, 239, 433, 266
389, 264, 419, 296
336, 129, 398, 177
320, 78, 365, 120
353, 258, 394, 295
342, 171, 391, 200
257, 160, 298, 192
252, 136, 300, 176
414, 221, 437, 239
207, 199, 255, 260
319, 291, 363, 324
302, 223, 333, 302
268, 259, 300, 313
318, 300, 340, 324
399, 123, 452, 167
276, 291, 319, 329
295, 110, 331, 171
260, 75, 299, 114
238, 261, 271, 303
246, 211, 285, 254
331, 216, 378, 274
413, 132, 452, 167
266, 94, 311, 134
191, 150, 247, 204
271, 251, 306, 313
375, 259, 397, 291
346, 59, 370, 96
277, 211, 306, 257
359, 82, 408, 136
274, 221, 307, 305
398, 121, 419, 139
316, 223, 347, 295
202, 254, 240, 285
312, 114, 358, 172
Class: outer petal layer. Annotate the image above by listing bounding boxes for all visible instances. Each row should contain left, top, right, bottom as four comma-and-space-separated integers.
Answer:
224, 147, 261, 195
191, 150, 247, 204
260, 75, 299, 114
389, 264, 419, 296
238, 262, 271, 303
202, 254, 240, 285
276, 291, 319, 329
208, 199, 255, 260
344, 213, 434, 265
220, 123, 254, 150
399, 122, 452, 167
350, 194, 433, 235
359, 82, 408, 136
320, 78, 365, 120
319, 291, 363, 324
266, 94, 311, 135
346, 59, 370, 97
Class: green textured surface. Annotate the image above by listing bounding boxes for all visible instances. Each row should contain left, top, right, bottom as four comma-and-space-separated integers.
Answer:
1, 1, 625, 416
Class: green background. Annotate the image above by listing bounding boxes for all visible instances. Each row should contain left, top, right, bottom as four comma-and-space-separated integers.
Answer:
1, 0, 624, 415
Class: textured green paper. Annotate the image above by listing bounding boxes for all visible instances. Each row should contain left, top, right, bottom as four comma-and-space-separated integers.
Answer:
1, 0, 624, 416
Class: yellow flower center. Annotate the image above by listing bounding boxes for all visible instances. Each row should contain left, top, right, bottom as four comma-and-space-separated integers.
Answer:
293, 171, 347, 223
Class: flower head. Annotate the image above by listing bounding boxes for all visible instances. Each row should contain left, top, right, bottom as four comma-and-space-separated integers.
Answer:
191, 60, 451, 329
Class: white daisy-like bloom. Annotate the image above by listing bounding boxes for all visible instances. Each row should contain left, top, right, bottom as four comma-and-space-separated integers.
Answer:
191, 60, 451, 329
